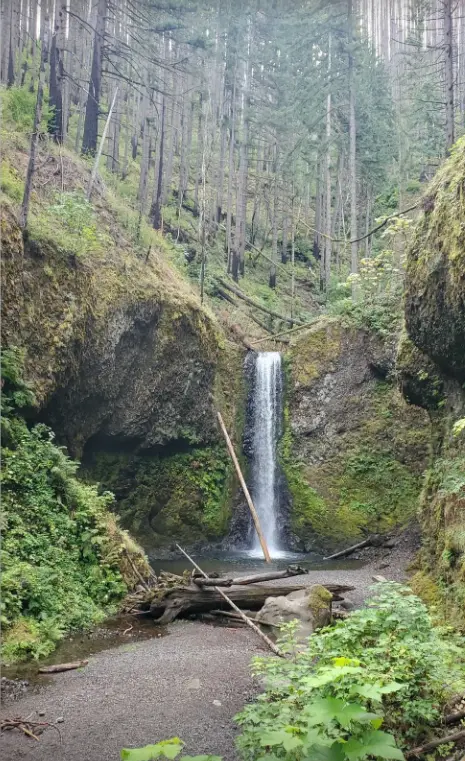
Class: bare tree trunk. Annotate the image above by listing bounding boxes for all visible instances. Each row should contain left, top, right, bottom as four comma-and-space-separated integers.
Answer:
1, 0, 11, 84
324, 34, 332, 290
226, 76, 237, 272
163, 43, 177, 205
82, 0, 106, 155
20, 9, 50, 230
444, 0, 454, 150
151, 93, 166, 230
269, 143, 279, 289
49, 0, 66, 142
232, 29, 251, 281
348, 0, 358, 285
7, 0, 15, 87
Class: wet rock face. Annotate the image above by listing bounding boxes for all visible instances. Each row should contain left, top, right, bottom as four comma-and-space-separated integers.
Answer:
289, 319, 428, 471
284, 318, 430, 549
1, 210, 222, 458
399, 140, 465, 625
2, 211, 246, 550
404, 136, 465, 382
42, 303, 218, 457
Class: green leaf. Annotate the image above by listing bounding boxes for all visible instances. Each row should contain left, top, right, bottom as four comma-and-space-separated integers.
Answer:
282, 735, 303, 752
260, 730, 293, 747
305, 742, 346, 761
305, 697, 381, 729
121, 740, 184, 761
344, 730, 405, 761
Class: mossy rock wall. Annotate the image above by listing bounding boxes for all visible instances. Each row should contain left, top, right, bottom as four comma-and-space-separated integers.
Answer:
1, 208, 246, 550
400, 139, 465, 627
285, 318, 430, 550
404, 136, 465, 382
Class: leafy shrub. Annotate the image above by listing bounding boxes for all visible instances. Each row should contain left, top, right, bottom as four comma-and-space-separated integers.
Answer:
1, 85, 51, 133
1, 348, 128, 662
30, 191, 113, 257
235, 584, 464, 761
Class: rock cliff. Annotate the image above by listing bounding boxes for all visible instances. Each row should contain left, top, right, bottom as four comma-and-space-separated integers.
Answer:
284, 317, 430, 550
398, 137, 465, 625
1, 207, 244, 549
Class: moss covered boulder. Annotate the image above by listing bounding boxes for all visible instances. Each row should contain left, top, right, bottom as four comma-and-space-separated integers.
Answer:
2, 208, 245, 550
284, 317, 430, 550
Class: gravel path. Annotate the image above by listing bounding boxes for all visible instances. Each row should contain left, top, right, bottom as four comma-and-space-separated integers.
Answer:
1, 541, 415, 761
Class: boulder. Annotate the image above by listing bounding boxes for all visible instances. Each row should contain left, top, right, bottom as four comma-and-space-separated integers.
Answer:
255, 584, 332, 639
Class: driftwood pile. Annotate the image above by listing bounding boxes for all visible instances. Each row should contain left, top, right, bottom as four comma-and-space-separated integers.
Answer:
124, 564, 355, 626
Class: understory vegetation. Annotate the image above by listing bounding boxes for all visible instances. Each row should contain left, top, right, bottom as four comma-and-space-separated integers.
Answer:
0, 348, 147, 663
122, 585, 465, 761
85, 446, 234, 547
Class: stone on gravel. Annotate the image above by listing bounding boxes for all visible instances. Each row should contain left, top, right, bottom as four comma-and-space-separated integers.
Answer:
255, 584, 332, 638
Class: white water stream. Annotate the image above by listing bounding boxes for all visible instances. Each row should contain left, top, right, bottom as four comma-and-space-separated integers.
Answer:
250, 352, 282, 557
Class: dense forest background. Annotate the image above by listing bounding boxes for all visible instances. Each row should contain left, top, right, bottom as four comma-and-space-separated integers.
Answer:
2, 0, 465, 324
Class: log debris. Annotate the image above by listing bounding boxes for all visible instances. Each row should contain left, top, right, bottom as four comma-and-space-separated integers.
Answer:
216, 278, 301, 325
193, 566, 309, 587
38, 660, 88, 674
1, 717, 62, 742
175, 544, 284, 657
406, 730, 465, 758
323, 535, 383, 561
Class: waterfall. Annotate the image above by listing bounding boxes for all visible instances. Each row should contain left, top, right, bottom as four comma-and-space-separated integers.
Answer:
249, 351, 282, 556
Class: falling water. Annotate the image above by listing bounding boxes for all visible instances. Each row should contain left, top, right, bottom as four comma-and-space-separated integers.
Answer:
250, 352, 282, 556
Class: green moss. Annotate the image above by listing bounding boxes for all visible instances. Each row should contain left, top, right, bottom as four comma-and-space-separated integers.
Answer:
290, 318, 342, 385
413, 446, 465, 629
0, 160, 24, 202
404, 136, 465, 379
282, 334, 429, 548
85, 445, 234, 548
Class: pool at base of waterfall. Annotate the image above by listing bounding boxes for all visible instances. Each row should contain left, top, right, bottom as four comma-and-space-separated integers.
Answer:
148, 549, 366, 577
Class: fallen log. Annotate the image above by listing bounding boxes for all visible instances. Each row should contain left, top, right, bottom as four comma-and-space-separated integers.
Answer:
176, 544, 284, 657
148, 582, 354, 624
231, 567, 308, 585
216, 278, 302, 326
444, 708, 465, 725
38, 660, 88, 674
323, 535, 382, 561
406, 730, 465, 758
210, 609, 281, 628
193, 577, 234, 587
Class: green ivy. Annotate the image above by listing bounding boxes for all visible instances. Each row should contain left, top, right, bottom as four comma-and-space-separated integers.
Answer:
1, 348, 128, 662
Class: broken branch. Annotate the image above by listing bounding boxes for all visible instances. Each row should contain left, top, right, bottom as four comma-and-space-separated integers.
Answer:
175, 544, 284, 657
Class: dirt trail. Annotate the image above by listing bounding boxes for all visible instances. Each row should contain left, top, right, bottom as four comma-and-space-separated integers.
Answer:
1, 549, 415, 761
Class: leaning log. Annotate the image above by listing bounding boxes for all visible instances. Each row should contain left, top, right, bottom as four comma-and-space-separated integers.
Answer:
149, 583, 354, 625
323, 535, 382, 561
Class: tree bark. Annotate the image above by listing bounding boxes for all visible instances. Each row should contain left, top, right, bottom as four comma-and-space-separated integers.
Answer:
444, 0, 454, 150
48, 0, 66, 142
82, 0, 106, 155
348, 0, 358, 286
20, 8, 50, 230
